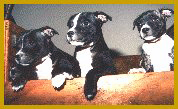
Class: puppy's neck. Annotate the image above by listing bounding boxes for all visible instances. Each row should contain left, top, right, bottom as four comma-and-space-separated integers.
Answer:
144, 33, 170, 44
144, 37, 161, 43
75, 43, 93, 52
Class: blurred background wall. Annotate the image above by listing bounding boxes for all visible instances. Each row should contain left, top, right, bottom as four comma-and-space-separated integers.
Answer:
12, 4, 174, 56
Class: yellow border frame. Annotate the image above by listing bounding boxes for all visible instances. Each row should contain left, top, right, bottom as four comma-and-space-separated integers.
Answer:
1, 0, 176, 109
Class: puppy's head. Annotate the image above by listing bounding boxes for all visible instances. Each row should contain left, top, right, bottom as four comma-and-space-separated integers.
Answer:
133, 8, 174, 41
14, 26, 59, 66
67, 11, 112, 47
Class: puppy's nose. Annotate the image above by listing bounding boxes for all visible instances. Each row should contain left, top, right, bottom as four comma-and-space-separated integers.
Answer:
67, 31, 74, 37
15, 51, 24, 61
15, 54, 21, 61
142, 28, 150, 33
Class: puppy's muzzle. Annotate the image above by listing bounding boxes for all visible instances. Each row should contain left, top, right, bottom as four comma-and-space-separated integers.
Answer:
15, 52, 24, 62
142, 28, 150, 34
67, 31, 74, 38
15, 54, 21, 62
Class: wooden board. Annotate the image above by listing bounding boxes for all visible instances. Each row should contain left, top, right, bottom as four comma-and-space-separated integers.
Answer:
4, 71, 174, 105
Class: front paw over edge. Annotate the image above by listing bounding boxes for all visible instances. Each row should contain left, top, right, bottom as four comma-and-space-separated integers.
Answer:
11, 80, 27, 92
52, 74, 66, 91
84, 81, 97, 101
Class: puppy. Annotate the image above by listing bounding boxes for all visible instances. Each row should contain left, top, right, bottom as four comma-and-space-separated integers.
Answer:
10, 26, 80, 91
129, 8, 174, 73
67, 11, 115, 100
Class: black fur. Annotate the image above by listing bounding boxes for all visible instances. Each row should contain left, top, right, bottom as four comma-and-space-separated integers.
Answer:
10, 26, 80, 91
133, 8, 174, 72
67, 11, 115, 100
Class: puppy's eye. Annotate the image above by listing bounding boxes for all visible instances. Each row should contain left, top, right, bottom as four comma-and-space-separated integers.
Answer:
82, 21, 89, 26
152, 19, 158, 22
152, 19, 155, 22
138, 23, 142, 26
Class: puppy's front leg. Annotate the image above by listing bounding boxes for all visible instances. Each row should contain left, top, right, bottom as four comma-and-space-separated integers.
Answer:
128, 50, 153, 74
51, 71, 74, 90
51, 59, 74, 90
84, 68, 103, 101
140, 50, 154, 72
10, 67, 27, 92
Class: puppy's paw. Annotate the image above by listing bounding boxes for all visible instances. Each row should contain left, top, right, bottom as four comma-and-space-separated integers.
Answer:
52, 74, 66, 90
11, 80, 26, 92
63, 72, 74, 80
12, 84, 24, 92
128, 68, 146, 74
84, 84, 97, 101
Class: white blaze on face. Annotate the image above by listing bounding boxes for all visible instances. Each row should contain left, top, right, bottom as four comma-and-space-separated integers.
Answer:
15, 35, 29, 66
68, 13, 81, 33
67, 13, 85, 46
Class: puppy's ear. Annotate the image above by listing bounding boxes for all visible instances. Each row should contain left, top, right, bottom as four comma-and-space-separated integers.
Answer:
159, 8, 174, 19
133, 18, 139, 30
133, 19, 137, 30
67, 14, 78, 27
40, 26, 59, 37
94, 11, 112, 23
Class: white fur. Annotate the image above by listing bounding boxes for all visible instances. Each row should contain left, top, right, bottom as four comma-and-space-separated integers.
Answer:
63, 72, 74, 80
98, 15, 107, 22
69, 41, 85, 46
68, 13, 81, 32
16, 49, 23, 56
162, 10, 172, 16
128, 34, 173, 73
12, 84, 24, 91
51, 74, 66, 88
43, 29, 53, 36
67, 13, 81, 41
140, 24, 155, 40
15, 50, 30, 66
128, 68, 146, 74
36, 55, 53, 80
76, 47, 93, 77
41, 29, 53, 36
51, 72, 73, 88
15, 35, 30, 66
142, 33, 174, 72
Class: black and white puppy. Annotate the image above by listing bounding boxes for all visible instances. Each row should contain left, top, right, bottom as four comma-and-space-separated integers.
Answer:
129, 8, 174, 73
10, 26, 80, 91
67, 11, 115, 100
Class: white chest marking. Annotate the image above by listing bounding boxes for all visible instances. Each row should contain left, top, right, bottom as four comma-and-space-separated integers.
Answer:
36, 55, 53, 80
142, 34, 174, 72
76, 47, 93, 77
